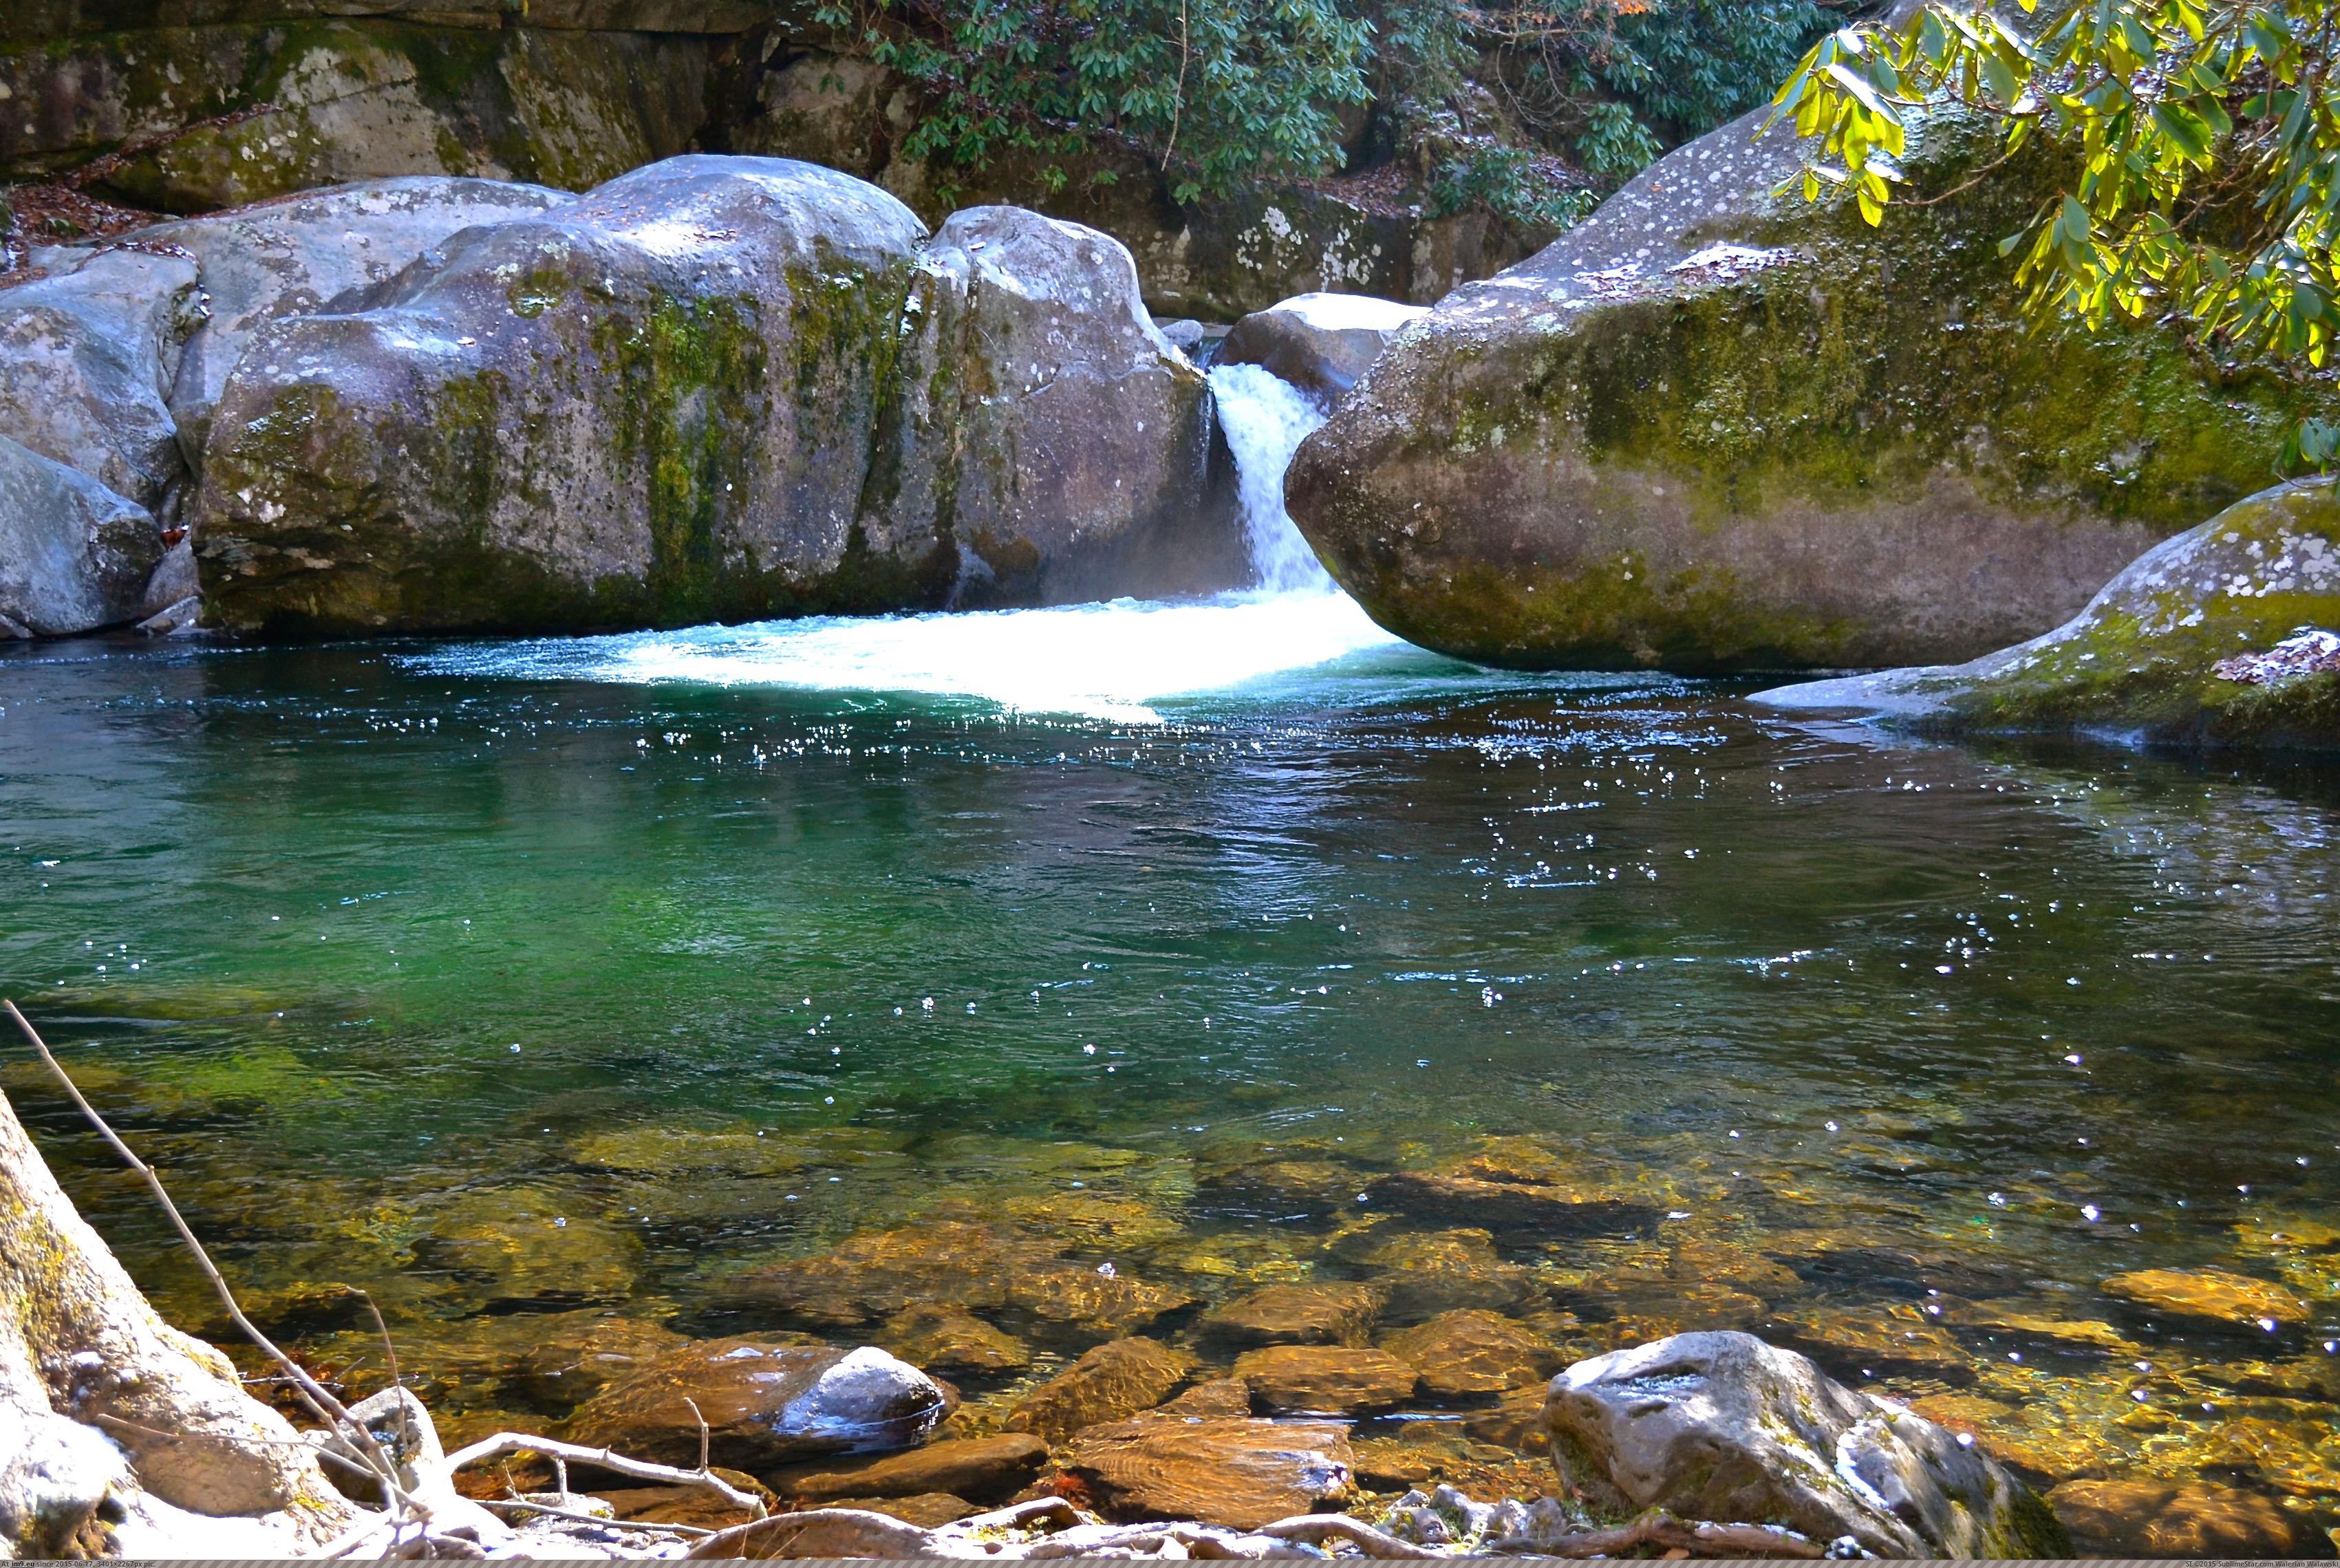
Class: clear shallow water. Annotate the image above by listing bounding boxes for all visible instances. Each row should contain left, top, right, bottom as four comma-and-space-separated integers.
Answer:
3, 613, 2340, 1540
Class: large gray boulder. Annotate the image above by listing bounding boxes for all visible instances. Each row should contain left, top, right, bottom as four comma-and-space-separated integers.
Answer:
1218, 292, 1428, 404
886, 206, 1243, 605
0, 248, 200, 512
133, 176, 577, 455
0, 434, 167, 638
1757, 477, 2340, 750
1543, 1331, 2066, 1558
1287, 107, 2330, 673
191, 158, 1244, 634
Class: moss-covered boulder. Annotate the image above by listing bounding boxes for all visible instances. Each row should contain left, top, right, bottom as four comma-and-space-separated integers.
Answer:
1286, 107, 2330, 672
191, 157, 1243, 634
1754, 478, 2340, 751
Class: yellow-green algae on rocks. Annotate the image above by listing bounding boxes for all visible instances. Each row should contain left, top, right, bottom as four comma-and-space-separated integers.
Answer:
1756, 477, 2340, 751
1287, 105, 2333, 674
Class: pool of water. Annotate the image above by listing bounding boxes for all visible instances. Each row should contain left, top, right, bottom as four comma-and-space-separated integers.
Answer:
3, 600, 2339, 1539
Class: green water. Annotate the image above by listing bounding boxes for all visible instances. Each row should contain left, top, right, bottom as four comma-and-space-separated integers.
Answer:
3, 619, 2338, 1543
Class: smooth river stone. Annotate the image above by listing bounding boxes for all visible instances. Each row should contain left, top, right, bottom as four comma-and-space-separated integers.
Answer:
1004, 1338, 1193, 1443
879, 1304, 1033, 1377
1363, 1170, 1659, 1238
781, 1434, 1046, 1503
2101, 1267, 2310, 1327
2048, 1478, 2313, 1556
1330, 1227, 1541, 1321
1058, 1413, 1355, 1529
1382, 1309, 1560, 1397
564, 1340, 945, 1471
1201, 1282, 1386, 1346
1761, 1305, 1976, 1387
1232, 1345, 1417, 1415
1192, 1159, 1365, 1222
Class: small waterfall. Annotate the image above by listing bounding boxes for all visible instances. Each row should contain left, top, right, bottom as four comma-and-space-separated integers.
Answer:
1208, 363, 1335, 596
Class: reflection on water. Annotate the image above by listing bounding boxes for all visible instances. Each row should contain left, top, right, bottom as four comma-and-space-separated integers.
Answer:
2, 627, 2337, 1548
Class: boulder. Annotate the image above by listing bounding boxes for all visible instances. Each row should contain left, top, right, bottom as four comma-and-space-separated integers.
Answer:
1058, 1413, 1355, 1529
191, 158, 1245, 634
1199, 1282, 1386, 1347
883, 205, 1244, 606
1287, 107, 2328, 673
1543, 1331, 2066, 1558
563, 1340, 945, 1472
1382, 1309, 1560, 1397
1232, 1345, 1417, 1415
0, 246, 200, 511
0, 433, 167, 636
1755, 479, 2340, 750
780, 1434, 1046, 1505
1218, 292, 1428, 404
130, 177, 576, 455
1004, 1338, 1192, 1443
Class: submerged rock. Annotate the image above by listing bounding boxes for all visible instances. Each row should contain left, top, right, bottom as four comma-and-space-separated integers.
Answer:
2100, 1267, 2310, 1329
1232, 1345, 1418, 1415
2048, 1478, 2312, 1556
781, 1434, 1046, 1505
1003, 1338, 1192, 1443
1217, 292, 1428, 404
189, 157, 1243, 635
1287, 106, 2326, 672
1543, 1331, 2067, 1558
1058, 1412, 1355, 1529
1199, 1282, 1386, 1347
564, 1340, 945, 1471
1382, 1309, 1561, 1397
1755, 478, 2340, 750
879, 1304, 1032, 1378
0, 433, 169, 638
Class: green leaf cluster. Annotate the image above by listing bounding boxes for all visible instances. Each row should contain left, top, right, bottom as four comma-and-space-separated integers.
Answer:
1771, 1, 2340, 466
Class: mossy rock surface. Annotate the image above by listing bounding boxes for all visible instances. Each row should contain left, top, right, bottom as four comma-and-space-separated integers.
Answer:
1756, 477, 2340, 751
1287, 105, 2333, 674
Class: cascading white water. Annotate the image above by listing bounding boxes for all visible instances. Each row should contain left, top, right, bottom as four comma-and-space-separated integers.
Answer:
418, 361, 1402, 719
1206, 362, 1336, 595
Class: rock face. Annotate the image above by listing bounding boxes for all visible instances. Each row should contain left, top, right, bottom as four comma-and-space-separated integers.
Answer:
1755, 478, 2340, 749
1543, 1331, 2066, 1558
563, 1340, 946, 1472
1058, 1413, 1356, 1530
0, 247, 200, 512
882, 206, 1243, 607
136, 176, 577, 454
1218, 292, 1429, 404
1287, 107, 2328, 672
0, 434, 168, 637
191, 157, 1245, 634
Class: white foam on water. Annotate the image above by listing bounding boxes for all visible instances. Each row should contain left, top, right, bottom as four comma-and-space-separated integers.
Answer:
411, 363, 1394, 721
418, 592, 1400, 722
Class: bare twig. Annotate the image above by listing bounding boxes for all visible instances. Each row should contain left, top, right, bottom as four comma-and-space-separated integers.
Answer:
1258, 1514, 1445, 1558
442, 1433, 766, 1519
685, 1395, 710, 1476
475, 1496, 716, 1536
3, 999, 416, 1518
350, 1287, 400, 1392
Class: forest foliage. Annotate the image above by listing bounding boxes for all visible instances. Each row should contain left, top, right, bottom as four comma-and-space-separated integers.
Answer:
808, 0, 1845, 220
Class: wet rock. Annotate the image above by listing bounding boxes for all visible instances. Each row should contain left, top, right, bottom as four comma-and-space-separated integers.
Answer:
1003, 1338, 1192, 1443
1761, 1305, 1977, 1387
879, 1304, 1032, 1379
1192, 1159, 1364, 1223
1758, 478, 2340, 749
780, 1434, 1046, 1505
1058, 1413, 1355, 1529
1154, 1378, 1252, 1419
502, 1314, 689, 1413
1382, 1309, 1560, 1397
133, 177, 576, 454
1001, 1262, 1196, 1343
0, 433, 167, 637
2102, 1266, 2310, 1329
1363, 1170, 1659, 1241
1288, 107, 2323, 674
1459, 1388, 1552, 1452
1546, 1332, 2065, 1557
733, 1220, 1053, 1328
1199, 1282, 1386, 1347
592, 1472, 774, 1530
997, 1190, 1185, 1251
564, 1340, 945, 1472
884, 205, 1244, 608
1217, 292, 1428, 404
0, 246, 200, 511
2048, 1478, 2311, 1556
1329, 1227, 1541, 1322
570, 1121, 808, 1179
813, 1492, 979, 1527
1232, 1345, 1417, 1415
